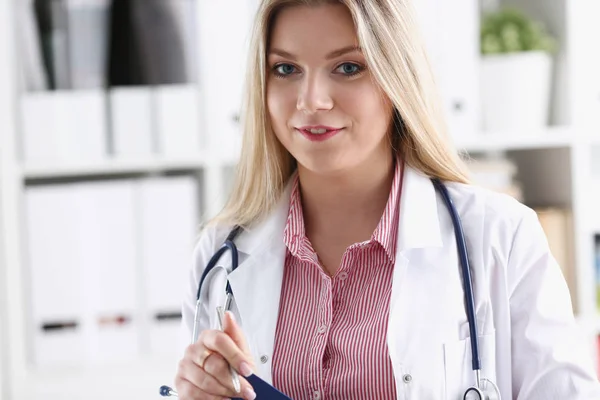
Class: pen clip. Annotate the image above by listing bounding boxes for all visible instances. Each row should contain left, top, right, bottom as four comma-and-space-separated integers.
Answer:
224, 292, 234, 313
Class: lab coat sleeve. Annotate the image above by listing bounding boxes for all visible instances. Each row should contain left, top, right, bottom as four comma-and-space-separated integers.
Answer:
179, 226, 217, 353
508, 208, 600, 399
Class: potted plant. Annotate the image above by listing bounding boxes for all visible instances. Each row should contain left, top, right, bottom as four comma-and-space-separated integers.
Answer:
480, 7, 557, 132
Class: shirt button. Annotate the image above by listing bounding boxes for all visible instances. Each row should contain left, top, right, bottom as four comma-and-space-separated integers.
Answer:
338, 272, 348, 281
317, 325, 327, 334
260, 355, 269, 364
403, 374, 412, 383
313, 390, 321, 400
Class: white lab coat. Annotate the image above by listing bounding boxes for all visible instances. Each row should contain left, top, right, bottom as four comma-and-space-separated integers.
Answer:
181, 166, 600, 399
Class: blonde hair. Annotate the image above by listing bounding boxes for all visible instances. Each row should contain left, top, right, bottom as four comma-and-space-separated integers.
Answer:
210, 0, 470, 228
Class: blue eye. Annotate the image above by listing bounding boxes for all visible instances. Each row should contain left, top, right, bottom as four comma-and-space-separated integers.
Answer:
273, 64, 297, 77
335, 62, 364, 76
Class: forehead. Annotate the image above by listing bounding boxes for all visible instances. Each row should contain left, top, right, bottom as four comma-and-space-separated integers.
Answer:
269, 4, 359, 55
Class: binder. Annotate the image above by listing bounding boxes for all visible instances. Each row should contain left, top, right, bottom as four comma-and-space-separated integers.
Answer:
154, 85, 202, 157
16, 0, 48, 91
66, 0, 111, 89
25, 184, 86, 367
437, 0, 479, 138
33, 0, 71, 89
535, 208, 576, 306
412, 0, 479, 139
168, 0, 198, 83
197, 0, 251, 160
137, 176, 200, 357
25, 180, 141, 367
590, 181, 600, 237
109, 87, 154, 158
75, 181, 139, 364
21, 90, 108, 165
233, 375, 291, 400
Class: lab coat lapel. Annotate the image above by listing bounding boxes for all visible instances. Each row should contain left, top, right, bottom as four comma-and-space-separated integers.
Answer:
226, 179, 294, 383
389, 166, 443, 304
387, 167, 445, 382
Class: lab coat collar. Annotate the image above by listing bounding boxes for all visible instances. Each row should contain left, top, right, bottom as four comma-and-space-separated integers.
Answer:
396, 165, 443, 252
233, 174, 296, 256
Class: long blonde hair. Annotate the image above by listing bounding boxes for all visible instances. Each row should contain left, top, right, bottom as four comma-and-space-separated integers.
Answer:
210, 0, 470, 228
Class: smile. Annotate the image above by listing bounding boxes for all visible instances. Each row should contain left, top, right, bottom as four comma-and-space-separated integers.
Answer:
296, 126, 344, 142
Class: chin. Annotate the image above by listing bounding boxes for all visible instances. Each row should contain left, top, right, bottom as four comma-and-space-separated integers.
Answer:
295, 153, 353, 177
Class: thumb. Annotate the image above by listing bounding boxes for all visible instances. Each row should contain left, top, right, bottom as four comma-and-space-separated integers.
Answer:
223, 311, 254, 363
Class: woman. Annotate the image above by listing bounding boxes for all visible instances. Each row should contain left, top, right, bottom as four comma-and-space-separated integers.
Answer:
174, 1, 600, 399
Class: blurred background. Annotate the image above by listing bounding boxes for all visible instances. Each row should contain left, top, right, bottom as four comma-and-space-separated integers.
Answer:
0, 0, 599, 399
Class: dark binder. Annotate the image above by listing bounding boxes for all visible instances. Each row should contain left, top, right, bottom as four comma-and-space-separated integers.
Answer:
233, 374, 291, 400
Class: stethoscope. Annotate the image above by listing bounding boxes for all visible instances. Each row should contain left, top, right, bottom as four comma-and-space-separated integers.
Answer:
160, 179, 501, 400
431, 179, 501, 400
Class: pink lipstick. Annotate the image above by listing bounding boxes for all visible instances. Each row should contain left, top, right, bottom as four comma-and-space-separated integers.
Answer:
296, 126, 343, 142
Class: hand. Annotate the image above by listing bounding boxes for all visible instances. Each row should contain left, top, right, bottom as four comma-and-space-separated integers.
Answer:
175, 311, 257, 400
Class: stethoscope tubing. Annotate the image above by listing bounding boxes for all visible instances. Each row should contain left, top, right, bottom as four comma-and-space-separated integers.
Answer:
197, 226, 243, 301
432, 178, 482, 372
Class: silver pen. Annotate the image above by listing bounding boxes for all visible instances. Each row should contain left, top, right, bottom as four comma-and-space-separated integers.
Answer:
216, 303, 241, 393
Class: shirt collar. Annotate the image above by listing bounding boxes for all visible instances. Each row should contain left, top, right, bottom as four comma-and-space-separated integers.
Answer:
235, 163, 443, 258
282, 176, 306, 259
283, 159, 404, 263
372, 158, 403, 262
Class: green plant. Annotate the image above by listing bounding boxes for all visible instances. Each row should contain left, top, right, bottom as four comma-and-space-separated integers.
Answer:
481, 8, 557, 55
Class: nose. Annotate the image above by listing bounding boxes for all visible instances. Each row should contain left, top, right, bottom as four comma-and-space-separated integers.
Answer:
296, 72, 334, 113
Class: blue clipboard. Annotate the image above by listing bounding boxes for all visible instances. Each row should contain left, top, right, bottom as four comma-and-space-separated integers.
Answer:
232, 374, 291, 399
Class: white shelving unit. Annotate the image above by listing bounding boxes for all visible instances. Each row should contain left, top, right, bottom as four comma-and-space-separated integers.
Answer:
0, 1, 251, 399
454, 125, 582, 152
21, 157, 210, 180
0, 0, 599, 399
0, 0, 20, 397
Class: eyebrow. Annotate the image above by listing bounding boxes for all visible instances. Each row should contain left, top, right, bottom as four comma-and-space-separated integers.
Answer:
268, 45, 361, 61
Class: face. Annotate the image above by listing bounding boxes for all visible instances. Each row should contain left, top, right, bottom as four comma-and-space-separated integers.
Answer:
266, 4, 394, 176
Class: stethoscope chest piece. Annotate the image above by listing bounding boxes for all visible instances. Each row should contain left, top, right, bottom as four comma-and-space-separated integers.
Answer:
463, 378, 501, 400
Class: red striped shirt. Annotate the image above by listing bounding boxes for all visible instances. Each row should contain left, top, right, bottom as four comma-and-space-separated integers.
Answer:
272, 160, 403, 400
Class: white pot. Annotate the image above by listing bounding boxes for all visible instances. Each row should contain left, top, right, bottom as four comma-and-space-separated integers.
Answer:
480, 51, 553, 132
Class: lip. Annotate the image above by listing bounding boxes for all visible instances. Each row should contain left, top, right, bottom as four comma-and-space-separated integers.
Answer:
296, 125, 344, 142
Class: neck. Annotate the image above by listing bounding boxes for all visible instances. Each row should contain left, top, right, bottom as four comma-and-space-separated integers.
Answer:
298, 150, 396, 243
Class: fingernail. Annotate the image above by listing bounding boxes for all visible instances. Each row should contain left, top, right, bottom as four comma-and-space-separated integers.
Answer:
239, 361, 253, 377
243, 388, 256, 400
226, 310, 236, 323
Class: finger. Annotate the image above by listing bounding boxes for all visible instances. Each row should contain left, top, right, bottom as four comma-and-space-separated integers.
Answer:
174, 375, 224, 400
223, 311, 253, 358
203, 352, 256, 396
201, 330, 253, 377
178, 358, 234, 398
223, 312, 255, 377
185, 342, 213, 370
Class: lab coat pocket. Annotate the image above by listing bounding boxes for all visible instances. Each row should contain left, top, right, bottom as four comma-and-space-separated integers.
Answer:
443, 330, 497, 400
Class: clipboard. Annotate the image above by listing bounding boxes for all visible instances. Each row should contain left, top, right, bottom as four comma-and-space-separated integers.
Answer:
232, 374, 291, 400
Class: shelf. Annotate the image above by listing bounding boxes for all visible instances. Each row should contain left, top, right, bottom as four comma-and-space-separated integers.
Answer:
454, 126, 576, 153
21, 156, 214, 181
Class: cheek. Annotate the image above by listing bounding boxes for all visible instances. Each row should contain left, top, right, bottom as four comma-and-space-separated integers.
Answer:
267, 83, 295, 128
342, 83, 391, 134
